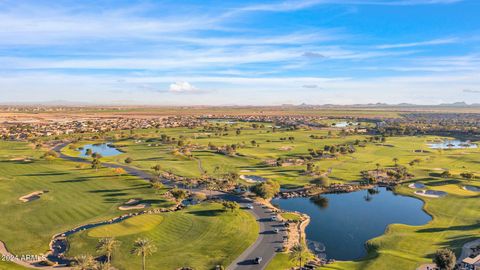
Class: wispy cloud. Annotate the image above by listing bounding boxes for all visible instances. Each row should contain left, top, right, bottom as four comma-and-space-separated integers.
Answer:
376, 38, 458, 49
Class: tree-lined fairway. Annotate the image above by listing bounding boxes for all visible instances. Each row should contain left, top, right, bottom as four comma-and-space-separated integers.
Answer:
67, 203, 259, 270
66, 124, 480, 189
2, 119, 480, 270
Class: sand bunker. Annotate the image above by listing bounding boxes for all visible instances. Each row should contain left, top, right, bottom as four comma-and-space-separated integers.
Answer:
278, 146, 294, 151
408, 182, 426, 189
414, 190, 447, 198
463, 185, 480, 192
124, 199, 140, 205
240, 175, 267, 183
19, 190, 47, 202
119, 199, 149, 210
119, 204, 149, 210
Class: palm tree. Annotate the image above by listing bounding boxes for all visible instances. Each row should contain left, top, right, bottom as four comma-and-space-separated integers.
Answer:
96, 238, 120, 264
96, 262, 114, 270
289, 244, 306, 269
131, 238, 157, 270
393, 157, 399, 167
73, 254, 96, 270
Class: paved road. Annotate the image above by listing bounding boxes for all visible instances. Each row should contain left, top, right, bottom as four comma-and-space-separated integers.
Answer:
53, 143, 286, 270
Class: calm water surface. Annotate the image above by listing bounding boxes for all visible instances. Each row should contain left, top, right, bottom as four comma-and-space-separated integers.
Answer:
272, 187, 431, 260
428, 139, 477, 149
333, 121, 358, 127
79, 143, 123, 157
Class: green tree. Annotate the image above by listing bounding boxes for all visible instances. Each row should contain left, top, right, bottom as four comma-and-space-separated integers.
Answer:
131, 238, 157, 270
311, 176, 330, 187
440, 170, 451, 178
124, 157, 133, 164
151, 164, 162, 180
73, 254, 96, 270
151, 181, 164, 193
433, 248, 456, 270
251, 180, 280, 199
170, 188, 188, 202
460, 172, 474, 181
91, 158, 101, 171
222, 201, 240, 213
289, 244, 307, 269
96, 238, 120, 264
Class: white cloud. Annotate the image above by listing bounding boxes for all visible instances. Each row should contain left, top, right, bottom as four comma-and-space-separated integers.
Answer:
377, 38, 458, 49
169, 81, 197, 92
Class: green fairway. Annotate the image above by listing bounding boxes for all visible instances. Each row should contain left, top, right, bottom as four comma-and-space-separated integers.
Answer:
67, 203, 259, 270
0, 141, 173, 269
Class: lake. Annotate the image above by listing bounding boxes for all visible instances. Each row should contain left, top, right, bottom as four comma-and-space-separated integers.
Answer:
333, 121, 358, 128
78, 143, 123, 157
428, 139, 477, 149
272, 187, 431, 260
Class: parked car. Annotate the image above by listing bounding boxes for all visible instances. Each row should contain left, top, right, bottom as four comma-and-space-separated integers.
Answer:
271, 216, 277, 221
254, 257, 263, 264
246, 204, 254, 209
273, 228, 279, 234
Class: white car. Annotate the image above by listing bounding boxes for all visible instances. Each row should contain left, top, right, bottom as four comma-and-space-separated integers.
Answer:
246, 204, 254, 209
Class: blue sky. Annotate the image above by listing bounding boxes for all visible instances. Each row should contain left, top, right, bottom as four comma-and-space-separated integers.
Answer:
1, 0, 479, 105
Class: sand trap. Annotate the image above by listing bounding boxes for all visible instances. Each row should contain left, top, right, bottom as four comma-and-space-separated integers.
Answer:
415, 190, 447, 198
278, 146, 294, 151
124, 198, 140, 205
463, 185, 480, 192
408, 182, 426, 189
119, 199, 149, 210
240, 170, 251, 173
19, 190, 47, 202
240, 175, 267, 183
118, 203, 149, 210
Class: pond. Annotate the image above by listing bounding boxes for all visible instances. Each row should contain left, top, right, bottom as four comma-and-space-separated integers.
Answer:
333, 121, 358, 128
428, 139, 477, 149
78, 143, 123, 157
272, 187, 431, 261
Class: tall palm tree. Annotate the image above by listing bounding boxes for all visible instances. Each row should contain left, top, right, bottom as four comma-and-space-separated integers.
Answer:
96, 238, 121, 264
73, 254, 96, 270
393, 157, 399, 167
131, 238, 157, 270
289, 244, 306, 269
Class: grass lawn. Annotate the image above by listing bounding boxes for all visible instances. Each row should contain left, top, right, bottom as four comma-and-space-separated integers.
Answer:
280, 212, 302, 222
67, 202, 259, 270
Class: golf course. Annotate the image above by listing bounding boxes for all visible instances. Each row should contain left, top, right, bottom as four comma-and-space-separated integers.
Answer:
1, 116, 479, 270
